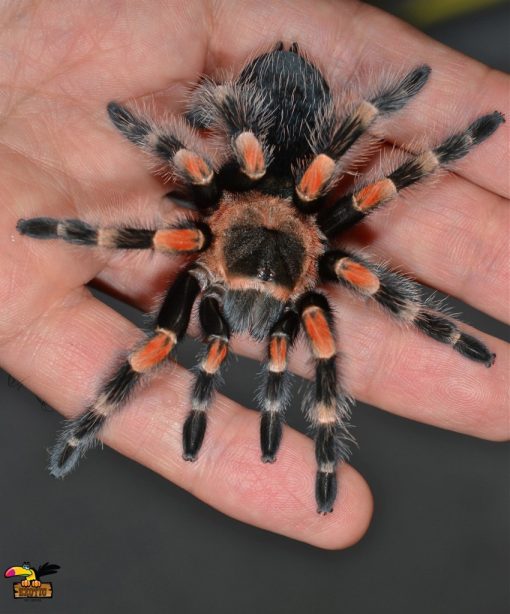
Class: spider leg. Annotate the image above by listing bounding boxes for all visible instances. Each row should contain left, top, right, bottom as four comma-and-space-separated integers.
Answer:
186, 81, 273, 185
320, 249, 496, 367
318, 111, 505, 236
17, 217, 211, 254
294, 65, 431, 208
48, 269, 201, 477
182, 287, 230, 461
107, 102, 219, 208
297, 292, 352, 514
259, 309, 300, 463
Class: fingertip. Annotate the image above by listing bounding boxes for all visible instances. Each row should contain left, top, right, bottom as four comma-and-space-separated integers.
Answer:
292, 462, 373, 550
196, 414, 374, 549
77, 364, 374, 550
314, 463, 374, 550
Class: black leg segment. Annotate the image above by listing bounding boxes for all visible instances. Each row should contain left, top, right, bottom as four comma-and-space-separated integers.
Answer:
17, 218, 211, 254
107, 101, 220, 209
259, 309, 300, 463
183, 289, 231, 461
49, 269, 202, 478
297, 292, 353, 514
318, 111, 505, 237
320, 249, 496, 367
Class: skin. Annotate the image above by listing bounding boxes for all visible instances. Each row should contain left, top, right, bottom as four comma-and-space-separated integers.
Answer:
0, 0, 508, 550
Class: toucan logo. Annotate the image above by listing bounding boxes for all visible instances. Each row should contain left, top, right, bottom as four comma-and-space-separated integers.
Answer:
3, 561, 60, 599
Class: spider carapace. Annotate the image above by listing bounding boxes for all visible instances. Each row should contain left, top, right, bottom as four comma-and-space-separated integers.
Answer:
17, 42, 504, 513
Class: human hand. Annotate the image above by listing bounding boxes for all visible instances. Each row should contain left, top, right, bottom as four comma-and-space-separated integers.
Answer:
1, 0, 507, 549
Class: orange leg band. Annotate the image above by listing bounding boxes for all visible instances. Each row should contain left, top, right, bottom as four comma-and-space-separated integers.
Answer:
153, 228, 205, 253
297, 154, 336, 202
302, 307, 336, 359
354, 178, 397, 211
269, 336, 288, 372
129, 331, 175, 373
173, 149, 213, 185
335, 258, 380, 295
202, 339, 229, 374
234, 132, 266, 180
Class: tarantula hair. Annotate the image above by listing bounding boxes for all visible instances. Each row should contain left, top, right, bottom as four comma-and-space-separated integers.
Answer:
17, 41, 504, 514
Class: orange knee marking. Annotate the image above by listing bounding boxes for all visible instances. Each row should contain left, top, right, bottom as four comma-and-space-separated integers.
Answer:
335, 258, 380, 295
354, 178, 396, 211
173, 149, 213, 185
203, 339, 228, 374
153, 228, 204, 252
296, 154, 336, 202
302, 307, 336, 359
269, 336, 288, 372
129, 331, 175, 373
235, 132, 266, 179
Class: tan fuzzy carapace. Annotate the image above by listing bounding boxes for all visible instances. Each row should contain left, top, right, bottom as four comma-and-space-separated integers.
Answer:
198, 190, 325, 301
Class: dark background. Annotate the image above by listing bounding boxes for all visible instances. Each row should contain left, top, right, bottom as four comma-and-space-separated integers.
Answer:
1, 2, 508, 613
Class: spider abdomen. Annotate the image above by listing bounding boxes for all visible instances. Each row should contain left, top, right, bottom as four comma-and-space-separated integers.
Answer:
237, 49, 331, 162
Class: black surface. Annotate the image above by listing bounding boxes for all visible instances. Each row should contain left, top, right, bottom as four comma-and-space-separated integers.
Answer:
1, 3, 509, 614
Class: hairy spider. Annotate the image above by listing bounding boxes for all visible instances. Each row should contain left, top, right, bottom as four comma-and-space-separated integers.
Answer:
17, 42, 504, 514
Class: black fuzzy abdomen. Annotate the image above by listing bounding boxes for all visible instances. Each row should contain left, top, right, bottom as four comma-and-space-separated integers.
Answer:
239, 50, 331, 166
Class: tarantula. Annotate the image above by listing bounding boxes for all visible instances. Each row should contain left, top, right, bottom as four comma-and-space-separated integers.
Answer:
17, 42, 503, 514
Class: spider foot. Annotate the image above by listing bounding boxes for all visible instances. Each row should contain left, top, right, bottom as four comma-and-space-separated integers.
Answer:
182, 410, 207, 461
260, 411, 283, 464
261, 454, 278, 464
315, 471, 337, 515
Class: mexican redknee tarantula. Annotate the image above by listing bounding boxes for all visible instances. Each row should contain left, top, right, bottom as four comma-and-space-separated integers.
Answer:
17, 42, 504, 514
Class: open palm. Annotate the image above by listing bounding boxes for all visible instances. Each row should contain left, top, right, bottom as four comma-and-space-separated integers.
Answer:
1, 0, 508, 549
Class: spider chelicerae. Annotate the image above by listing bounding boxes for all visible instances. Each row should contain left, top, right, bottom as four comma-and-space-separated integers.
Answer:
17, 42, 504, 514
